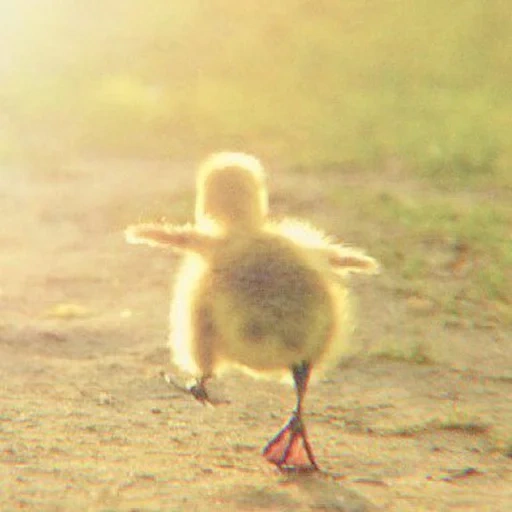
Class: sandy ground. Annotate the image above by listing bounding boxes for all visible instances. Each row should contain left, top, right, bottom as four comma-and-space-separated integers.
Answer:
0, 159, 510, 511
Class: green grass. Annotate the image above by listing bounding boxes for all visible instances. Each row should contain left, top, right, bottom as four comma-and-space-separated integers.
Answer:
383, 197, 510, 310
2, 0, 512, 178
329, 184, 511, 324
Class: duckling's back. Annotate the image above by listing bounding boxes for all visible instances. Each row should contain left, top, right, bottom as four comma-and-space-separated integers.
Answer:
199, 232, 338, 373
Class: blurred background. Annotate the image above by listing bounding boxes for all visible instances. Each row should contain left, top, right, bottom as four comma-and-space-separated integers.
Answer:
1, 0, 511, 175
0, 0, 510, 330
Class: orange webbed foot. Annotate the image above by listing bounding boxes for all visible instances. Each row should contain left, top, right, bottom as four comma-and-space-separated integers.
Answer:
263, 415, 319, 472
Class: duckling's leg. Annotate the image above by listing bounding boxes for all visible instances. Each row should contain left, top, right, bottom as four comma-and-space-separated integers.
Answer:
189, 374, 213, 405
164, 372, 229, 406
263, 361, 319, 472
163, 372, 208, 401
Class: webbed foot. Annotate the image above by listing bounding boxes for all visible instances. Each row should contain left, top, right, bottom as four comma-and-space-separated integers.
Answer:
263, 414, 319, 472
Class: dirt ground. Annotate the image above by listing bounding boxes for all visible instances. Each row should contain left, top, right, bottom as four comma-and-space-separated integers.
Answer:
0, 159, 510, 511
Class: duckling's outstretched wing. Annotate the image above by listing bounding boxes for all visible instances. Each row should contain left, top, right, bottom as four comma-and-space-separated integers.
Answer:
325, 244, 380, 275
273, 218, 379, 276
125, 223, 218, 254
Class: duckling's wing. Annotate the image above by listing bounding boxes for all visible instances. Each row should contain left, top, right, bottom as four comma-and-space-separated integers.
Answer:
326, 245, 380, 275
273, 218, 379, 275
125, 223, 218, 254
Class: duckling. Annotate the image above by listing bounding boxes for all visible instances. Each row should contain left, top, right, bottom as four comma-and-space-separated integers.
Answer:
125, 152, 379, 472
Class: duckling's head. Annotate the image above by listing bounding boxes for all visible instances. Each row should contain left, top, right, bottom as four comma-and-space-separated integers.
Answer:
196, 152, 268, 231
